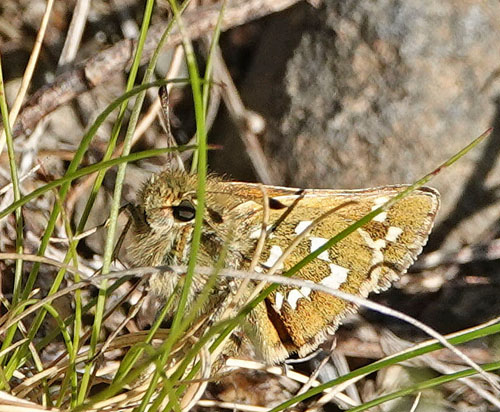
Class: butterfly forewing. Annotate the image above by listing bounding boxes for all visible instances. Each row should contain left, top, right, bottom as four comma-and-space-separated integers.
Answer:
237, 186, 439, 363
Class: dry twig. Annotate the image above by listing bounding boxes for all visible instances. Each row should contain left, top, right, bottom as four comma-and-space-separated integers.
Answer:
9, 0, 301, 139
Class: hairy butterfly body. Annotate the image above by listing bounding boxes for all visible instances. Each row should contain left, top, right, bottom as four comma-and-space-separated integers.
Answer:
128, 170, 439, 364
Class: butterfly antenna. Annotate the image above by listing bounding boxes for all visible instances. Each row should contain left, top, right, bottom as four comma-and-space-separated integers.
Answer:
159, 85, 185, 172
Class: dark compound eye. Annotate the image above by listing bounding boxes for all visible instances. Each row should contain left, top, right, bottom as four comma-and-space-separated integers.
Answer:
172, 199, 196, 222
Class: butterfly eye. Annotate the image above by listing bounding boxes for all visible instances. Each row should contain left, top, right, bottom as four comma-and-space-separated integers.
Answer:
172, 200, 196, 222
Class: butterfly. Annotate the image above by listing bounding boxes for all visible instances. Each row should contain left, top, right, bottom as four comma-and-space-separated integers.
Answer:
127, 169, 439, 364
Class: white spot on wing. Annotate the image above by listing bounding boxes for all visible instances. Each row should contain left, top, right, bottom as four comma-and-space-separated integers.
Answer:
275, 292, 284, 311
386, 226, 403, 242
371, 197, 390, 222
300, 286, 312, 298
249, 227, 262, 239
286, 284, 313, 310
372, 212, 387, 222
262, 245, 284, 269
294, 220, 313, 235
320, 264, 349, 289
373, 196, 389, 206
310, 237, 331, 262
358, 229, 386, 264
287, 289, 303, 310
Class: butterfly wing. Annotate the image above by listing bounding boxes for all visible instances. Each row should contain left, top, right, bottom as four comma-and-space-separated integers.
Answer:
236, 186, 440, 363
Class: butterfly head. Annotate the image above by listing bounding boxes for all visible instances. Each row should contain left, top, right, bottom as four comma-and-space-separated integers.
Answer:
129, 171, 234, 269
129, 171, 241, 299
138, 171, 198, 234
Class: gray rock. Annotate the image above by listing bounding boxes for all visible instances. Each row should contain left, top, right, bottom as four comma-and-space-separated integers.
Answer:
216, 0, 500, 252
